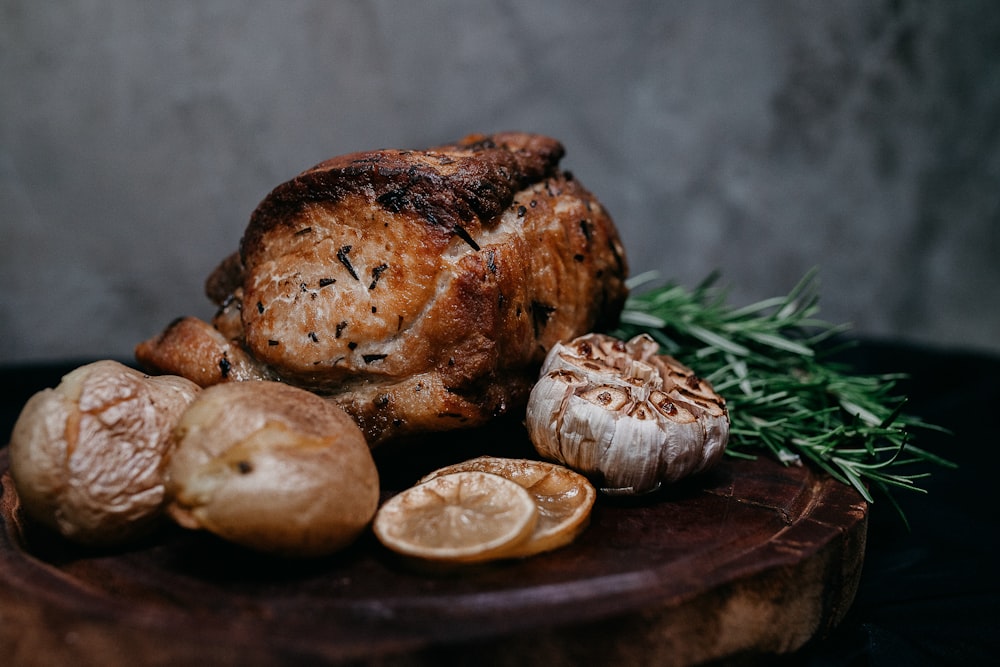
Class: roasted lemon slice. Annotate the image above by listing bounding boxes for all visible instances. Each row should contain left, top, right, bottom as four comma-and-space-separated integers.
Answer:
373, 471, 538, 564
419, 456, 596, 557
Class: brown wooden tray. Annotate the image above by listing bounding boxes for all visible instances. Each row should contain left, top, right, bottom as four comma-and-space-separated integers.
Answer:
0, 424, 867, 666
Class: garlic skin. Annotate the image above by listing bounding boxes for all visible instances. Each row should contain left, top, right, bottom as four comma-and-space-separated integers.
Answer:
526, 333, 729, 495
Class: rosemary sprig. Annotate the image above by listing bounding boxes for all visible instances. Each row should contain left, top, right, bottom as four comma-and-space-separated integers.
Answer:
610, 268, 952, 517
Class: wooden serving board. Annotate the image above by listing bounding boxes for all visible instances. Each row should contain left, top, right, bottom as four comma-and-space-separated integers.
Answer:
0, 423, 867, 667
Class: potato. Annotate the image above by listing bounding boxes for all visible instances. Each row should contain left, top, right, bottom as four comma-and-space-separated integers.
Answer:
9, 360, 200, 545
165, 381, 379, 557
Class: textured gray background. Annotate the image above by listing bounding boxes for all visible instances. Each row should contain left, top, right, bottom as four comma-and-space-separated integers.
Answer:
2, 0, 998, 364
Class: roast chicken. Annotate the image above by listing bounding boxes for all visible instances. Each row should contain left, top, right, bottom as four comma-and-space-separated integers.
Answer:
136, 132, 628, 445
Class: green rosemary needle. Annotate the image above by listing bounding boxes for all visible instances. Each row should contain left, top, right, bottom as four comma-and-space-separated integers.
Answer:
610, 268, 952, 517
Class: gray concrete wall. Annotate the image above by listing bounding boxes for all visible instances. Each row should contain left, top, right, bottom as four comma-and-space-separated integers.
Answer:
2, 0, 998, 364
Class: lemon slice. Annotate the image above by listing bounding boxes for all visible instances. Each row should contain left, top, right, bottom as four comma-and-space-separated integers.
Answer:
419, 457, 596, 557
373, 471, 538, 564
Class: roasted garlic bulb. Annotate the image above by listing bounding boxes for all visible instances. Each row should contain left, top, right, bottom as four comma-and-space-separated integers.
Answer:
526, 333, 729, 495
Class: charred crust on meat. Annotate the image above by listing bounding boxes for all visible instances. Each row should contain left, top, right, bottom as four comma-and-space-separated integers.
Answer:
256, 301, 265, 314
240, 133, 565, 261
219, 355, 231, 379
336, 321, 348, 338
461, 136, 497, 151
308, 331, 319, 343
363, 354, 388, 364
319, 277, 336, 287
486, 249, 498, 275
517, 205, 527, 217
375, 188, 409, 213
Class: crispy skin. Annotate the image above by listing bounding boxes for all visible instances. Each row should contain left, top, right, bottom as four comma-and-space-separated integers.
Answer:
136, 132, 628, 445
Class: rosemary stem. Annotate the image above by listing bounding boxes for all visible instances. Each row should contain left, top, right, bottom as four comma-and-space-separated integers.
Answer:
609, 271, 950, 512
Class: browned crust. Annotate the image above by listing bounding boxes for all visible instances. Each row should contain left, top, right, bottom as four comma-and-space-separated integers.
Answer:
240, 132, 565, 265
205, 251, 243, 306
134, 316, 267, 387
136, 132, 627, 446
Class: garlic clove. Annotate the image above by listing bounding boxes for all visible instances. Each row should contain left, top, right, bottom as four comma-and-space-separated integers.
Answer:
526, 333, 730, 495
601, 409, 669, 494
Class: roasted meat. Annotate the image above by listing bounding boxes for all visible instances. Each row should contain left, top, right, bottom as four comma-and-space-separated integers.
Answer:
136, 132, 628, 445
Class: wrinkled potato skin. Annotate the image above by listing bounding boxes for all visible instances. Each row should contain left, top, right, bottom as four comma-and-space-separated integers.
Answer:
9, 360, 200, 545
166, 381, 379, 557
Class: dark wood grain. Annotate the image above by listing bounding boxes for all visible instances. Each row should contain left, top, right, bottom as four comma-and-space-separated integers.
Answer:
0, 423, 867, 667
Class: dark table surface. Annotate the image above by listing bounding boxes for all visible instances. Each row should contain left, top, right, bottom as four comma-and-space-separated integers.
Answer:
2, 339, 998, 666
